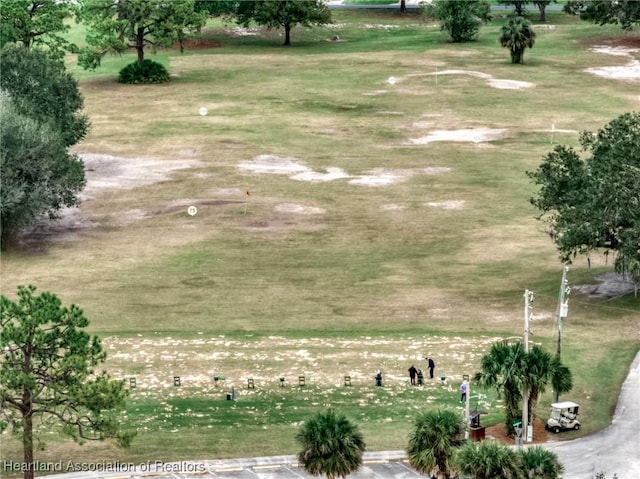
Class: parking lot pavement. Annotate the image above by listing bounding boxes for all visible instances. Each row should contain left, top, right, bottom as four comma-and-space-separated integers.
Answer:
204, 460, 423, 478
38, 452, 422, 479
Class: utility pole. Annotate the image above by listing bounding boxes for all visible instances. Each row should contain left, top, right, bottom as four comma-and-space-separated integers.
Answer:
554, 266, 570, 402
463, 374, 471, 440
523, 289, 534, 442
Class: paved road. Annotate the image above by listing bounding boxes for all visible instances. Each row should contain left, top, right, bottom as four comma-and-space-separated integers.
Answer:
543, 352, 640, 479
39, 352, 639, 479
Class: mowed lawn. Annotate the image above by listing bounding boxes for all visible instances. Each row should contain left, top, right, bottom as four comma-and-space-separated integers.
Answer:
1, 9, 639, 466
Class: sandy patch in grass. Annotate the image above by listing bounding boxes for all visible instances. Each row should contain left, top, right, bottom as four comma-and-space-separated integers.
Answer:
291, 167, 350, 182
423, 166, 451, 174
403, 69, 535, 90
15, 153, 200, 246
584, 46, 640, 80
349, 170, 401, 186
275, 203, 325, 215
238, 155, 450, 186
488, 79, 536, 90
380, 204, 406, 211
81, 153, 200, 198
409, 128, 508, 145
237, 155, 308, 175
426, 200, 465, 210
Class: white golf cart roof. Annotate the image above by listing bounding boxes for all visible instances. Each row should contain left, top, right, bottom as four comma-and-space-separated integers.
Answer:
550, 401, 579, 409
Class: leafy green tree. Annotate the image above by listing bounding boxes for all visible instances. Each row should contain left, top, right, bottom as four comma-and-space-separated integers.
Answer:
296, 408, 365, 479
533, 1, 556, 22
235, 0, 332, 46
500, 0, 529, 17
565, 0, 640, 31
499, 16, 536, 64
455, 440, 525, 479
0, 46, 89, 249
1, 286, 134, 479
0, 0, 78, 59
519, 446, 564, 479
0, 45, 89, 148
77, 0, 207, 69
428, 0, 491, 42
499, 0, 557, 20
528, 112, 640, 282
194, 0, 238, 17
0, 92, 85, 250
406, 409, 464, 479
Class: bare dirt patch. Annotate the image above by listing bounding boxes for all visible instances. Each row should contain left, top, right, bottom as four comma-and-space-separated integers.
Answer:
15, 154, 200, 248
485, 419, 551, 445
380, 204, 406, 211
426, 200, 465, 210
238, 155, 450, 186
81, 153, 199, 197
573, 272, 638, 299
584, 45, 640, 80
409, 128, 508, 145
433, 69, 535, 90
171, 38, 221, 50
274, 203, 325, 215
488, 79, 536, 90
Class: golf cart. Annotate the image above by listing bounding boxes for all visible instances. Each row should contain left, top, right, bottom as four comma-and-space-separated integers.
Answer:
545, 401, 581, 433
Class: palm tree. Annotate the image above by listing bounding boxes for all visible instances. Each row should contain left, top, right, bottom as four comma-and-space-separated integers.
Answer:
519, 446, 564, 479
455, 440, 525, 479
406, 409, 465, 479
296, 408, 365, 479
524, 346, 573, 425
499, 16, 536, 64
475, 341, 573, 437
474, 340, 525, 436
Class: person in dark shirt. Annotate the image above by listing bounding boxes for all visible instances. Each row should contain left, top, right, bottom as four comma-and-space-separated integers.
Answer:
426, 356, 436, 379
408, 365, 418, 385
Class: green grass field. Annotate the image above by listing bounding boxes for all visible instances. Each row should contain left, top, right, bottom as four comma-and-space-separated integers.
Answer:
1, 8, 639, 469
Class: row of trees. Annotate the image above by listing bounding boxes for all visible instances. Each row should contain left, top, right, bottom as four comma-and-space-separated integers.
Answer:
299, 337, 574, 479
299, 408, 564, 479
1, 0, 331, 69
2, 0, 640, 67
425, 1, 536, 64
427, 0, 638, 67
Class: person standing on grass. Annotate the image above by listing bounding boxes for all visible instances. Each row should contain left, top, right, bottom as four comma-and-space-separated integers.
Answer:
426, 356, 436, 379
408, 364, 418, 385
460, 380, 468, 403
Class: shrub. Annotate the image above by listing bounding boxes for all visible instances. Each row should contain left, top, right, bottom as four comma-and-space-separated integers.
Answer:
118, 60, 169, 84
